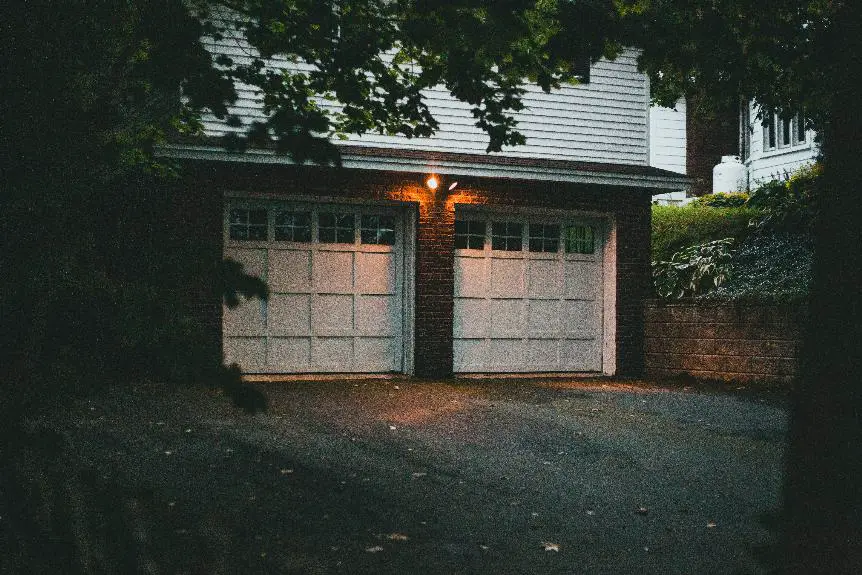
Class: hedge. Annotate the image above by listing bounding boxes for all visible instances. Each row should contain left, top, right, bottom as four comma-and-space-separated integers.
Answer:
651, 205, 756, 262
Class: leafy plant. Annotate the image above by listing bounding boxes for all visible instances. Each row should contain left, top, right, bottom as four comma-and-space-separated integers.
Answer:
652, 238, 735, 299
746, 163, 821, 234
688, 192, 750, 208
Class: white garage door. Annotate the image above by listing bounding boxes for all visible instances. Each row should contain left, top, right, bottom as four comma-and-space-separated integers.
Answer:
223, 200, 407, 373
453, 211, 604, 373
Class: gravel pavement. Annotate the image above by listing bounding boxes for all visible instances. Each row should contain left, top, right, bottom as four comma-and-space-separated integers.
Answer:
49, 377, 787, 574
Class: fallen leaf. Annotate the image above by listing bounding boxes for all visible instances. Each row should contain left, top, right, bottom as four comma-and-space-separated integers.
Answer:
586, 510, 595, 516
387, 533, 409, 541
365, 546, 385, 553
164, 450, 173, 456
636, 507, 649, 515
394, 385, 400, 390
541, 542, 560, 552
480, 545, 489, 551
389, 425, 397, 431
280, 469, 294, 475
707, 521, 717, 528
411, 472, 427, 478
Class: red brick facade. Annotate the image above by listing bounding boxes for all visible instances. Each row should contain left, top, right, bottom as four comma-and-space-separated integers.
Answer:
171, 160, 652, 378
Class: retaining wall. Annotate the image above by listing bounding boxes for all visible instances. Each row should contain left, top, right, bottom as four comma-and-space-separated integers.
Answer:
644, 300, 807, 384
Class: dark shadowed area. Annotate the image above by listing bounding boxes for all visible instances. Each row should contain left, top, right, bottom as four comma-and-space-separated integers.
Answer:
2, 379, 787, 574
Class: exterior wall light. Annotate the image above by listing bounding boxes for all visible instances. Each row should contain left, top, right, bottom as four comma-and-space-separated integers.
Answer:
426, 175, 439, 190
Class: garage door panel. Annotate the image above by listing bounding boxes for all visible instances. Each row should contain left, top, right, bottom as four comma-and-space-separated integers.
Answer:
453, 212, 604, 374
564, 261, 599, 299
355, 338, 397, 371
269, 250, 312, 292
561, 339, 601, 371
225, 247, 266, 278
527, 340, 560, 370
313, 337, 353, 371
268, 294, 311, 336
527, 259, 563, 298
313, 251, 354, 293
487, 339, 526, 370
356, 252, 395, 294
527, 300, 562, 337
224, 337, 266, 372
268, 337, 311, 372
490, 258, 525, 298
356, 295, 396, 336
454, 257, 488, 298
490, 299, 526, 338
454, 299, 489, 338
563, 300, 597, 337
313, 294, 354, 335
223, 299, 266, 336
453, 339, 486, 372
224, 202, 406, 374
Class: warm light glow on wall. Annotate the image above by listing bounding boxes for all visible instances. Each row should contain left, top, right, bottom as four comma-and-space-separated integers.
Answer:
426, 175, 439, 190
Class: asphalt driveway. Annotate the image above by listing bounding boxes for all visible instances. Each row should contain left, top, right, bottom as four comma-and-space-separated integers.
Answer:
23, 378, 787, 574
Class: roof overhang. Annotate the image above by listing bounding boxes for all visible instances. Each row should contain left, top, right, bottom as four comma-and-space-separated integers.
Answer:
159, 143, 690, 193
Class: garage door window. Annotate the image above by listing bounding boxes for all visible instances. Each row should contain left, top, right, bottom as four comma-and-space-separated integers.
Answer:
455, 220, 486, 249
528, 223, 560, 253
491, 222, 523, 251
274, 211, 311, 242
565, 225, 595, 254
319, 213, 355, 243
360, 214, 396, 245
229, 208, 268, 241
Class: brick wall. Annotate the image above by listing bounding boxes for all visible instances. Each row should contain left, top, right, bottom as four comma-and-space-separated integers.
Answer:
644, 300, 807, 384
174, 160, 652, 377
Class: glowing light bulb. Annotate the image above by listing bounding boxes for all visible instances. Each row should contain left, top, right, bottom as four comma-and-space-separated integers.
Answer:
426, 175, 439, 190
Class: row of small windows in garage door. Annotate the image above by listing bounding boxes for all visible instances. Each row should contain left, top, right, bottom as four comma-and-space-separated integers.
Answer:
229, 209, 396, 245
456, 220, 596, 254
230, 208, 595, 255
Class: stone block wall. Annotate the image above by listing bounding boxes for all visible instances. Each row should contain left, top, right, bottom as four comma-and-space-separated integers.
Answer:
644, 300, 807, 384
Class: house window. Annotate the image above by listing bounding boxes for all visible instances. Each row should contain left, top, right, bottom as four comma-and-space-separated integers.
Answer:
763, 115, 777, 151
229, 208, 268, 241
318, 212, 355, 243
360, 214, 396, 245
565, 225, 595, 254
491, 222, 524, 251
455, 220, 486, 249
528, 223, 560, 253
763, 111, 807, 151
795, 115, 807, 144
274, 211, 311, 242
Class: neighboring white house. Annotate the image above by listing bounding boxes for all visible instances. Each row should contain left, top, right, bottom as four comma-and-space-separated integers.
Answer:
739, 102, 819, 188
649, 98, 689, 205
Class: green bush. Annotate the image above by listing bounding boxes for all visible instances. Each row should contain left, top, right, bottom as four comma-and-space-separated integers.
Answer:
746, 162, 821, 234
688, 192, 750, 208
651, 204, 756, 262
653, 238, 735, 299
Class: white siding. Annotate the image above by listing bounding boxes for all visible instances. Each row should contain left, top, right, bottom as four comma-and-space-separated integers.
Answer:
745, 103, 818, 186
201, 33, 650, 166
649, 98, 686, 174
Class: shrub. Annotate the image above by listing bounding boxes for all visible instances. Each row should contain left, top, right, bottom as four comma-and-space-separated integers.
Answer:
746, 162, 821, 234
688, 192, 750, 208
652, 238, 735, 299
651, 204, 756, 262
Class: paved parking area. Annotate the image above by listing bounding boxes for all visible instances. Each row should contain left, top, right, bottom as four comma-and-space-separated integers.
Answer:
49, 378, 787, 573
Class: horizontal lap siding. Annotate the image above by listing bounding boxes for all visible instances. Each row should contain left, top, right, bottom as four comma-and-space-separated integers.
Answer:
201, 32, 649, 166
649, 99, 686, 175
